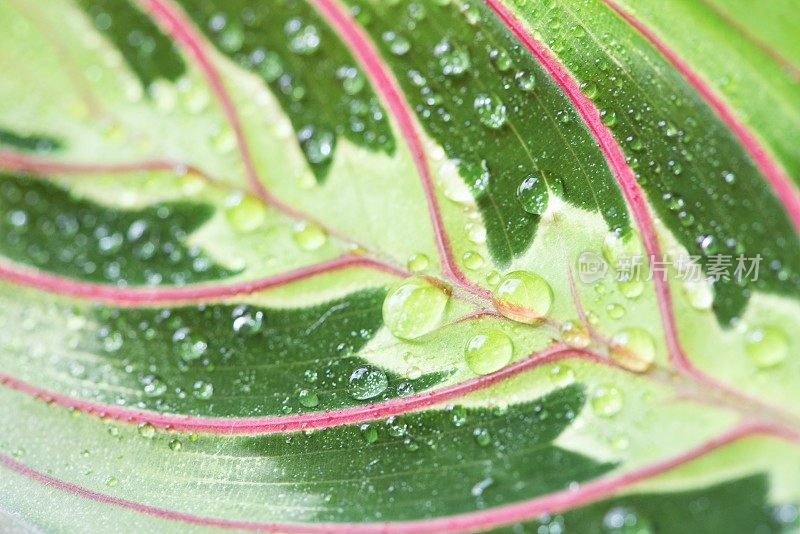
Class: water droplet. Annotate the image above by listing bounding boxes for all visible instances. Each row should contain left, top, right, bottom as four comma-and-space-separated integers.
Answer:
611, 328, 655, 372
382, 276, 449, 340
407, 252, 429, 273
515, 70, 536, 92
434, 38, 470, 76
517, 174, 549, 215
106, 476, 119, 487
287, 20, 320, 55
232, 306, 265, 335
560, 320, 591, 348
225, 195, 266, 233
174, 328, 207, 362
360, 423, 378, 444
297, 388, 319, 408
192, 380, 214, 399
745, 326, 788, 369
473, 427, 492, 446
489, 47, 513, 72
474, 94, 507, 129
293, 221, 327, 251
382, 31, 411, 56
462, 250, 484, 270
591, 385, 623, 417
605, 302, 626, 319
169, 438, 182, 451
140, 374, 167, 397
549, 364, 575, 385
493, 271, 553, 324
602, 505, 653, 533
348, 366, 389, 400
465, 330, 514, 375
138, 422, 156, 439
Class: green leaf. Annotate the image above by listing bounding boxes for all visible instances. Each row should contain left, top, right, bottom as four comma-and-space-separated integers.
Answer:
0, 0, 799, 531
0, 173, 235, 285
77, 0, 186, 88
173, 0, 396, 180
499, 475, 785, 533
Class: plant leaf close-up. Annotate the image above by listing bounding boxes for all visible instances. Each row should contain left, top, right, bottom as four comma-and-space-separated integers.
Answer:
0, 0, 799, 532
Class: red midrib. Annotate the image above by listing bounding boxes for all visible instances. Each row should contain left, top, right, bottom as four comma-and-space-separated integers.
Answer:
0, 255, 403, 305
310, 0, 492, 301
0, 345, 605, 434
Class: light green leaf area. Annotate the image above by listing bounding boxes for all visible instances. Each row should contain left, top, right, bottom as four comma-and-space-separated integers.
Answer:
0, 0, 799, 531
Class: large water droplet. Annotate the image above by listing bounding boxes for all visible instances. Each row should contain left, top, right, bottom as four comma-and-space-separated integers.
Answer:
611, 328, 655, 372
383, 276, 449, 339
348, 366, 389, 400
493, 271, 553, 324
745, 326, 788, 369
465, 330, 514, 375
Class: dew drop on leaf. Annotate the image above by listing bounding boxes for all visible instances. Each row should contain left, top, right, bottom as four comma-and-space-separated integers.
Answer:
591, 385, 624, 417
474, 93, 508, 129
292, 221, 327, 251
611, 328, 655, 372
560, 320, 591, 348
744, 326, 788, 369
192, 380, 214, 400
168, 438, 182, 451
515, 70, 536, 92
348, 365, 389, 400
434, 37, 470, 76
606, 302, 626, 319
297, 388, 319, 408
382, 276, 449, 340
465, 330, 514, 375
224, 194, 266, 233
462, 250, 484, 270
493, 271, 553, 324
137, 422, 155, 439
360, 423, 378, 444
406, 252, 429, 273
549, 364, 576, 385
517, 174, 549, 215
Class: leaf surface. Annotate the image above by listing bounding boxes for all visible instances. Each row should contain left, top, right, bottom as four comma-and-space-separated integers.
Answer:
0, 0, 799, 532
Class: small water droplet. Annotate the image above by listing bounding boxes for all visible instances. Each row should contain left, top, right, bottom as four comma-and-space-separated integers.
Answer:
465, 330, 514, 375
382, 276, 449, 340
474, 93, 508, 129
348, 366, 389, 400
560, 320, 591, 348
225, 195, 266, 233
462, 250, 485, 270
745, 326, 788, 369
591, 385, 624, 417
297, 388, 320, 408
611, 328, 655, 372
407, 252, 429, 273
293, 221, 327, 251
138, 422, 156, 439
169, 438, 182, 451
